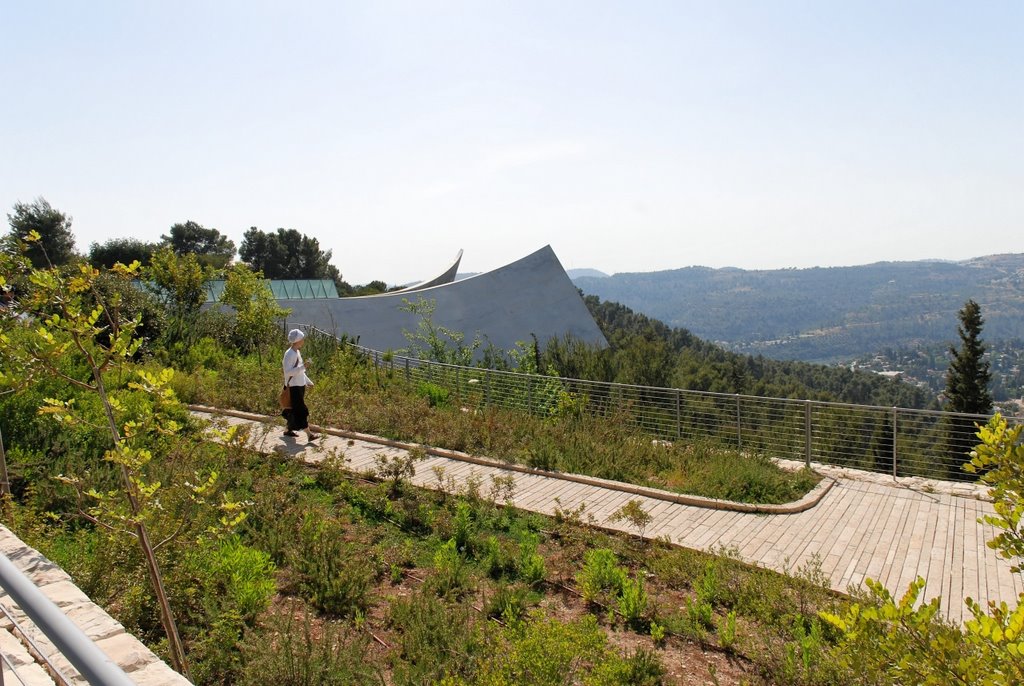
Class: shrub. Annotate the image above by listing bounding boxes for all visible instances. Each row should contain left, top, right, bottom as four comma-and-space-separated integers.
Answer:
240, 604, 385, 685
576, 548, 626, 604
294, 516, 375, 617
388, 591, 482, 685
618, 576, 649, 629
430, 538, 470, 598
484, 583, 529, 624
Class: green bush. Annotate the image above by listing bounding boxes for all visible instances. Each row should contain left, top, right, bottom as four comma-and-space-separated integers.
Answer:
388, 591, 482, 686
576, 548, 626, 604
294, 516, 375, 617
416, 382, 450, 408
430, 538, 470, 598
240, 605, 385, 686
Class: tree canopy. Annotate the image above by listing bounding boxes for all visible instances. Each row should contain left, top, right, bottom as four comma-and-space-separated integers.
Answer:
239, 227, 342, 286
5, 197, 77, 267
89, 237, 160, 268
161, 221, 235, 269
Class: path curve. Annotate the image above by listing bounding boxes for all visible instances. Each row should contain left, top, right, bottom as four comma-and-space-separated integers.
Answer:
194, 408, 1021, 625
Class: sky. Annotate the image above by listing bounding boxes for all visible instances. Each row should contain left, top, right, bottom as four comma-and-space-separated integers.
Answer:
2, 2, 1022, 286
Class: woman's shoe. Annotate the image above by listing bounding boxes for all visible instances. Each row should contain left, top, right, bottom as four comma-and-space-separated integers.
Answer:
306, 432, 320, 442
283, 430, 299, 437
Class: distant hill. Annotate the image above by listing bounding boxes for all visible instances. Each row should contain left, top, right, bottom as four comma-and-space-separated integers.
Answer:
573, 254, 1024, 363
566, 268, 609, 279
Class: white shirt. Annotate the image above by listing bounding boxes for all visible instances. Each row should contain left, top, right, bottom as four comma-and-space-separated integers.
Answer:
283, 347, 313, 387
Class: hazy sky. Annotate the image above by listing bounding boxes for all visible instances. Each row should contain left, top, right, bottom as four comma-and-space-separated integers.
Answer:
2, 2, 1021, 285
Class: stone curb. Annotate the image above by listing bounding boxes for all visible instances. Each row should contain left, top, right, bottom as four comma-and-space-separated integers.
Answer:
190, 404, 836, 514
0, 527, 192, 685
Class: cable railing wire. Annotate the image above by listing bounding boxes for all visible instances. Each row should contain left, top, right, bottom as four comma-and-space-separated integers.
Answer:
297, 325, 1021, 482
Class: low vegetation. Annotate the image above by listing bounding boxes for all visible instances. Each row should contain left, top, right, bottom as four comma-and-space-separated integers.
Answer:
3, 240, 1023, 684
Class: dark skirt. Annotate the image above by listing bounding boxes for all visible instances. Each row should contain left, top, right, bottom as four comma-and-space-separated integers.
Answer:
285, 385, 309, 431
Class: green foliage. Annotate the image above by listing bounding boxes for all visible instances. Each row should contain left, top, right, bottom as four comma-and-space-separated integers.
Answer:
400, 297, 480, 365
463, 614, 664, 686
717, 610, 737, 651
5, 197, 76, 267
205, 536, 276, 621
239, 226, 343, 289
430, 538, 470, 597
968, 415, 1024, 570
618, 576, 649, 629
89, 237, 159, 269
945, 299, 993, 415
609, 499, 653, 538
219, 263, 290, 362
161, 220, 235, 269
146, 247, 209, 349
517, 534, 547, 587
388, 591, 482, 685
241, 605, 385, 686
484, 582, 529, 624
576, 548, 627, 604
416, 381, 450, 408
295, 515, 375, 617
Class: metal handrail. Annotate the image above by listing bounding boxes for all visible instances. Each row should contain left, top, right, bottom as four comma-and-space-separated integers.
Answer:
0, 554, 134, 686
298, 324, 1022, 481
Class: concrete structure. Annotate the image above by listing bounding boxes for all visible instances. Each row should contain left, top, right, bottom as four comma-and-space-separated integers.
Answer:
393, 249, 463, 293
280, 245, 607, 354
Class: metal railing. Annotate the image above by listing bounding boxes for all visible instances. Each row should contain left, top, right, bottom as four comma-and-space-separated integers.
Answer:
0, 554, 135, 686
300, 325, 1021, 482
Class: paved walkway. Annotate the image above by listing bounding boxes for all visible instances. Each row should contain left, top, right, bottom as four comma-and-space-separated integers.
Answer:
198, 409, 1021, 625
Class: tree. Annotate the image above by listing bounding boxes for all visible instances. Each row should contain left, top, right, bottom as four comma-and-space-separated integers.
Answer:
239, 227, 342, 286
5, 198, 77, 267
161, 221, 235, 269
89, 237, 159, 269
944, 299, 993, 477
146, 247, 207, 320
219, 264, 289, 365
945, 299, 993, 415
0, 242, 194, 675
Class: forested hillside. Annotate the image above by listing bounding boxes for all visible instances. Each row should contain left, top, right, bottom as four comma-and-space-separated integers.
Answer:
539, 296, 933, 409
573, 254, 1024, 363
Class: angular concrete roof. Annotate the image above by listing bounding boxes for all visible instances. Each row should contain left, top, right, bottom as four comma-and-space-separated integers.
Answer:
280, 245, 607, 354
392, 249, 463, 293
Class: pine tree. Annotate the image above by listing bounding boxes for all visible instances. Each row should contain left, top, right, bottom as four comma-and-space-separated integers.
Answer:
945, 299, 992, 415
944, 299, 993, 479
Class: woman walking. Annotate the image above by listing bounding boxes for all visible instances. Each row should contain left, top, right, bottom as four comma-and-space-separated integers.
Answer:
283, 329, 319, 441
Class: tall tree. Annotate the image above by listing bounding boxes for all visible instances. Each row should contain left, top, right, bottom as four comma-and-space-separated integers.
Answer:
89, 237, 159, 268
944, 299, 993, 478
161, 221, 235, 269
5, 197, 77, 267
945, 299, 993, 415
239, 227, 342, 286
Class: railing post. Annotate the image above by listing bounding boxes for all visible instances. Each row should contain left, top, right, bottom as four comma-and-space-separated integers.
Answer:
485, 370, 491, 409
405, 358, 410, 383
892, 406, 898, 480
675, 389, 681, 441
805, 400, 812, 469
527, 376, 534, 416
456, 367, 461, 404
735, 394, 742, 450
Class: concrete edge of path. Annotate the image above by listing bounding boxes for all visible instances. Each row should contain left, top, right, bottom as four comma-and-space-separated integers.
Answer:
189, 404, 835, 515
